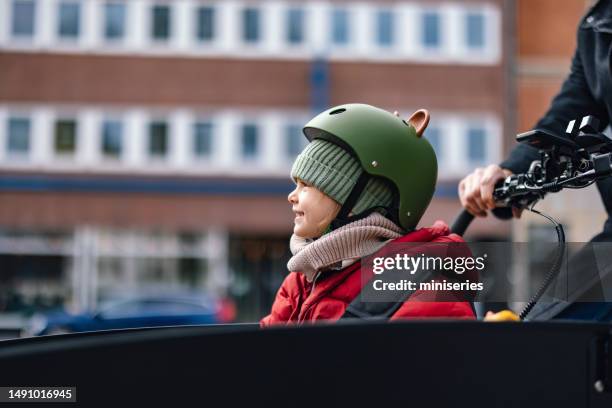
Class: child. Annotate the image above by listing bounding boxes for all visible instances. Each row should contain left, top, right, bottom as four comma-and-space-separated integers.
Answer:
261, 104, 476, 326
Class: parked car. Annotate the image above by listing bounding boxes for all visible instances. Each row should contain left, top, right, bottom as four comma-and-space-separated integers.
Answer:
22, 293, 236, 336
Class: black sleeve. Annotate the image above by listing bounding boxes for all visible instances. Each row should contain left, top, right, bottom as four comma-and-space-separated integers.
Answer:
500, 43, 609, 174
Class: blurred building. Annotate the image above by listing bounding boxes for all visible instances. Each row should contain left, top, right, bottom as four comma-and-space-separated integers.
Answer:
0, 0, 510, 320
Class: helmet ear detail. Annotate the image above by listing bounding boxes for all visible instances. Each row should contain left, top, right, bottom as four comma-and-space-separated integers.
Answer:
407, 109, 430, 138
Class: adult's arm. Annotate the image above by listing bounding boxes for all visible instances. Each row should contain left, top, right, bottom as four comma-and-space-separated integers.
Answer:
500, 44, 609, 174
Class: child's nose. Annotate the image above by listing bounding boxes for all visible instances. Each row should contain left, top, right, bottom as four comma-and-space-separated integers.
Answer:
288, 187, 298, 204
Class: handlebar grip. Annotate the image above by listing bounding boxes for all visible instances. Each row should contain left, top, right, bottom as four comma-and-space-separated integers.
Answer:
451, 207, 513, 236
492, 207, 513, 220
452, 176, 515, 235
450, 210, 474, 236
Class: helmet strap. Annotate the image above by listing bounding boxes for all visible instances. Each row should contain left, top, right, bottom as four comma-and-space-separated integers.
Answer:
385, 191, 407, 232
328, 173, 410, 233
330, 172, 370, 230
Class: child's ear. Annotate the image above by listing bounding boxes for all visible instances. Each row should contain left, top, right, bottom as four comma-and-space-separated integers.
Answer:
407, 109, 430, 137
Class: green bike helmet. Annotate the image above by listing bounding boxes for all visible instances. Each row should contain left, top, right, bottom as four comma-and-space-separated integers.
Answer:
302, 103, 437, 231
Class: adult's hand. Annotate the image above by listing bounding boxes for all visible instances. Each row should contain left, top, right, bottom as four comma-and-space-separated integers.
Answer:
458, 164, 522, 218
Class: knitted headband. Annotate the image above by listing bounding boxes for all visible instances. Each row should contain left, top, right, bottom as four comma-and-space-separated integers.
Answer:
290, 139, 394, 215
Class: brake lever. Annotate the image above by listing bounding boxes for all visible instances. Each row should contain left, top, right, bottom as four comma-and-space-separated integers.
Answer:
490, 177, 517, 219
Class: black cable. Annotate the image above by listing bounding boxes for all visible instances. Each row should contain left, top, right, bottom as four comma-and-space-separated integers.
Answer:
519, 207, 566, 320
564, 179, 597, 189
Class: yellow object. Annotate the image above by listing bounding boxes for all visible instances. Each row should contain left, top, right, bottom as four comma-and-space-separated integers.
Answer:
484, 310, 520, 322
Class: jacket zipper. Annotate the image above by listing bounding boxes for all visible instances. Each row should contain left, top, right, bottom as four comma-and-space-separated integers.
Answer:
309, 270, 322, 296
298, 270, 322, 324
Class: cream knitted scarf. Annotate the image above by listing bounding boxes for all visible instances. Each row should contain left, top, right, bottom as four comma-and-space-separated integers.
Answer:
287, 212, 404, 282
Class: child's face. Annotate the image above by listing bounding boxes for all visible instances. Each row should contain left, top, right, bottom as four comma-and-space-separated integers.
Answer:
288, 179, 341, 238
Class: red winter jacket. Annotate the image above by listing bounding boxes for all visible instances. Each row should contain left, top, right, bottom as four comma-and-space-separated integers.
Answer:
261, 220, 477, 327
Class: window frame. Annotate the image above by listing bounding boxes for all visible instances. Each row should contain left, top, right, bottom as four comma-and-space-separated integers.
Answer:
11, 0, 36, 39
425, 126, 443, 162
54, 118, 78, 156
465, 10, 486, 50
192, 120, 214, 160
286, 7, 305, 46
6, 116, 32, 159
285, 123, 306, 160
242, 7, 261, 44
148, 120, 169, 159
57, 0, 81, 41
376, 8, 394, 48
421, 9, 441, 50
195, 5, 215, 43
151, 3, 172, 42
466, 126, 487, 163
100, 118, 124, 160
330, 7, 350, 46
240, 122, 259, 160
103, 1, 127, 42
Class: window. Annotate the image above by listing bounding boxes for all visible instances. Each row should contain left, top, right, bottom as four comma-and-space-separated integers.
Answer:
286, 124, 306, 158
467, 127, 486, 162
54, 120, 77, 154
331, 8, 349, 45
101, 120, 122, 158
149, 122, 168, 157
7, 118, 30, 156
152, 5, 171, 40
286, 8, 304, 45
193, 122, 213, 157
466, 12, 485, 49
422, 11, 440, 48
376, 9, 394, 46
104, 2, 126, 40
241, 124, 258, 158
426, 127, 442, 159
196, 6, 215, 41
12, 0, 36, 38
58, 1, 80, 39
242, 8, 260, 43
